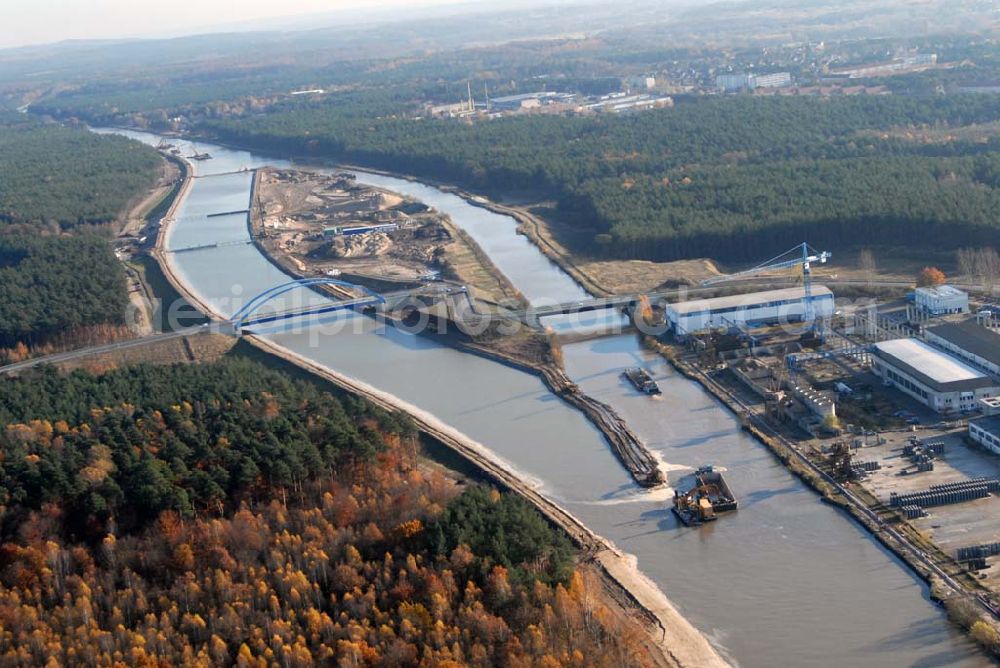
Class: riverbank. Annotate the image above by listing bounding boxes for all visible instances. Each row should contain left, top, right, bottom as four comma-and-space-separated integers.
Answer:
245, 333, 726, 668
247, 163, 664, 487
142, 130, 727, 668
645, 336, 1000, 656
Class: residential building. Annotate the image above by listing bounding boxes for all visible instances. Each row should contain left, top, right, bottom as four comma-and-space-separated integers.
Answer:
752, 72, 792, 89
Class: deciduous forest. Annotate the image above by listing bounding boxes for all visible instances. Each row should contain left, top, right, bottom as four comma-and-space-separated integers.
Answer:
0, 360, 648, 666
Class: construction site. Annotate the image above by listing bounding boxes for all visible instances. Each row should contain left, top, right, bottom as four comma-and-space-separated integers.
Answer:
253, 169, 450, 286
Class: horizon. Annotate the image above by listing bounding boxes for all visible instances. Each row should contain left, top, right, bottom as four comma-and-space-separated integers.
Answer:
0, 0, 485, 50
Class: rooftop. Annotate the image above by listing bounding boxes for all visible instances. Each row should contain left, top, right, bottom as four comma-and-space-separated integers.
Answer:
926, 320, 1000, 367
916, 285, 966, 298
971, 415, 1000, 436
874, 338, 996, 392
490, 92, 559, 104
668, 286, 833, 316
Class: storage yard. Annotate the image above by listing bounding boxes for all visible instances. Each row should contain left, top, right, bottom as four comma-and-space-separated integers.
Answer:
844, 429, 1000, 590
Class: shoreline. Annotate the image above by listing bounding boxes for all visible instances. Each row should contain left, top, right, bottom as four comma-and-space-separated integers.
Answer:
644, 337, 1000, 645
145, 131, 729, 668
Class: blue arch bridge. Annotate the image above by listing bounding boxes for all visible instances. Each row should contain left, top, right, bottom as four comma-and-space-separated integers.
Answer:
225, 277, 477, 335
223, 276, 655, 336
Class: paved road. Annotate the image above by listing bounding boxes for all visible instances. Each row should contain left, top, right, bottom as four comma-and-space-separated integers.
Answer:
0, 325, 211, 375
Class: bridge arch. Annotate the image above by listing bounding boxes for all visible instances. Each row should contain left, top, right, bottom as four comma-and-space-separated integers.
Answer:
230, 278, 385, 329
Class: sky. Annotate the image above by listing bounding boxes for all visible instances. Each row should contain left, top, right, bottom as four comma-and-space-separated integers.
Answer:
0, 0, 470, 49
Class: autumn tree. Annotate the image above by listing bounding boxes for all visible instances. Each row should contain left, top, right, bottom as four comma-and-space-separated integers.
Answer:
917, 266, 947, 287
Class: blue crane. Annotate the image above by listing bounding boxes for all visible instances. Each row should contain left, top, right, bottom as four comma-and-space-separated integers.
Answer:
701, 242, 832, 332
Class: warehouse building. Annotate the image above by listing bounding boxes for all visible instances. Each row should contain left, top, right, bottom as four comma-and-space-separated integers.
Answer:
969, 416, 1000, 456
666, 286, 834, 335
872, 338, 999, 414
915, 285, 969, 316
925, 319, 1000, 378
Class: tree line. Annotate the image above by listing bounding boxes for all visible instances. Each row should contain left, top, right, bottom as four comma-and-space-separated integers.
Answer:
202, 94, 1000, 262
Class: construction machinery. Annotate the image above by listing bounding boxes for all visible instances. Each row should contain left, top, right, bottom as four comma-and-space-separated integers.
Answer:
702, 242, 832, 335
672, 466, 739, 526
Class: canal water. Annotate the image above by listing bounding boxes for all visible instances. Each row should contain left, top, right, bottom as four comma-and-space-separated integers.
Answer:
104, 129, 987, 667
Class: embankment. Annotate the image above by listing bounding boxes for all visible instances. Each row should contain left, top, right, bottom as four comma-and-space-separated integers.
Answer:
458, 339, 664, 487
149, 155, 226, 321
245, 333, 728, 668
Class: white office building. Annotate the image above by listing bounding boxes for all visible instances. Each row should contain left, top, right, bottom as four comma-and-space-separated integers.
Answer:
716, 72, 791, 92
915, 285, 969, 316
872, 338, 999, 414
666, 286, 834, 335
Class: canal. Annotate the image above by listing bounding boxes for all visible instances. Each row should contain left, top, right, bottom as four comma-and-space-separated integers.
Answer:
103, 128, 987, 667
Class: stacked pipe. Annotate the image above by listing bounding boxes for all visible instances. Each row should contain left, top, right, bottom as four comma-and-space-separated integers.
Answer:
900, 505, 926, 520
890, 478, 1000, 508
957, 542, 1000, 561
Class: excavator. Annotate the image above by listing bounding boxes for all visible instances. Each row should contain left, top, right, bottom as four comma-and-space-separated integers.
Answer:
672, 466, 738, 526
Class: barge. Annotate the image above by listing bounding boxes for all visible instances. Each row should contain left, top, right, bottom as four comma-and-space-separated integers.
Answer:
188, 152, 212, 161
623, 367, 661, 395
673, 465, 739, 526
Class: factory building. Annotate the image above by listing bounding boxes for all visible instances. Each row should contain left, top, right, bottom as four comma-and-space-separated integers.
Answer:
488, 92, 574, 112
925, 319, 1000, 378
915, 285, 969, 316
666, 286, 835, 335
969, 416, 1000, 456
872, 339, 999, 414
